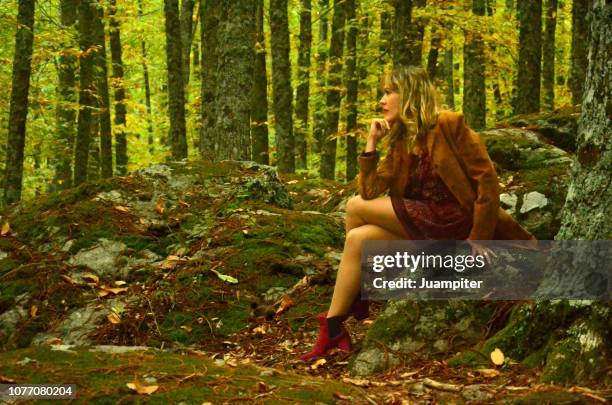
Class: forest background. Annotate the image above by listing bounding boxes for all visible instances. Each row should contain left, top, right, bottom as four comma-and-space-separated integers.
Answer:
0, 0, 591, 206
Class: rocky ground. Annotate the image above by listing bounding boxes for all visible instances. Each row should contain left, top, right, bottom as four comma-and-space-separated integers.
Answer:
0, 112, 609, 403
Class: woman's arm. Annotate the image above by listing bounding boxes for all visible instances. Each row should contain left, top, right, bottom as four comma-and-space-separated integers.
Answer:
358, 150, 391, 200
452, 114, 500, 240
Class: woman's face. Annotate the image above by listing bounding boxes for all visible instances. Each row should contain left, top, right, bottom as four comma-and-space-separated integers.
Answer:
380, 87, 400, 125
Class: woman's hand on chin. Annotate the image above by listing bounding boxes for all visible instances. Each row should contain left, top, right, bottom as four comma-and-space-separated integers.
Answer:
369, 118, 391, 142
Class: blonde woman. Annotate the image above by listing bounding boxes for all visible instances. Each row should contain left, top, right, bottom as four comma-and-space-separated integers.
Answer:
300, 65, 535, 361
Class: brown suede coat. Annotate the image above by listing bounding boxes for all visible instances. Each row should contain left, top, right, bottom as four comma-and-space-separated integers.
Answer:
358, 110, 536, 241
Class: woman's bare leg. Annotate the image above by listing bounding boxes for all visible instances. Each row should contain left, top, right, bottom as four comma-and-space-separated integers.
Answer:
345, 195, 413, 238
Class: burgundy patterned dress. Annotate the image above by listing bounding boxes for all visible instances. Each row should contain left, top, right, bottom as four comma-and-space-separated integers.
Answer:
391, 149, 473, 240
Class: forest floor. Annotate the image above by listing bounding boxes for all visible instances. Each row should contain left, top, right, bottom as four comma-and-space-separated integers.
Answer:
0, 158, 609, 403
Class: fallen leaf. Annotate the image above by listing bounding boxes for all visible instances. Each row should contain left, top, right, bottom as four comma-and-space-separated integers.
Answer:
99, 285, 128, 295
286, 180, 299, 184
114, 280, 127, 286
252, 326, 266, 335
333, 392, 351, 400
114, 205, 129, 213
180, 325, 192, 333
422, 377, 462, 392
491, 348, 505, 366
1, 222, 10, 236
476, 368, 501, 378
211, 269, 238, 284
126, 380, 158, 395
30, 305, 38, 318
107, 313, 121, 324
82, 273, 99, 284
46, 337, 62, 345
275, 295, 294, 316
310, 358, 326, 370
178, 199, 190, 208
160, 255, 181, 270
98, 290, 110, 298
342, 377, 370, 387
154, 196, 165, 215
0, 375, 16, 383
60, 275, 77, 285
255, 381, 268, 393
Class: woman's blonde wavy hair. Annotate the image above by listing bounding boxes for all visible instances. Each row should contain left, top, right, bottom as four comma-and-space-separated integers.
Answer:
378, 65, 442, 196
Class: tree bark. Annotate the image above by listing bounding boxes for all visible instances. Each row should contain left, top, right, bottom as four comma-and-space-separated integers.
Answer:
426, 26, 440, 81
213, 0, 255, 160
542, 0, 557, 111
269, 0, 294, 173
3, 0, 36, 205
251, 0, 269, 165
138, 0, 154, 154
515, 0, 542, 114
109, 0, 128, 175
52, 0, 77, 192
199, 0, 221, 160
180, 0, 196, 89
312, 0, 329, 155
319, 0, 346, 180
164, 0, 188, 160
392, 0, 426, 67
92, 2, 113, 179
74, 0, 96, 186
345, 0, 358, 182
295, 0, 312, 170
443, 25, 455, 110
463, 0, 486, 130
568, 0, 590, 106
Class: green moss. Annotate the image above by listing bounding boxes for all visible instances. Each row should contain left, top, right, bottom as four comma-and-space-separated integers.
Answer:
365, 302, 419, 344
0, 258, 20, 277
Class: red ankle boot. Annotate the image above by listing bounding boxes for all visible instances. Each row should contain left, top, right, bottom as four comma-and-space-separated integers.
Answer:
300, 312, 352, 361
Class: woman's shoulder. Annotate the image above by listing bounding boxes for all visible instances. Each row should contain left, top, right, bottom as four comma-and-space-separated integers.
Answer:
436, 110, 463, 127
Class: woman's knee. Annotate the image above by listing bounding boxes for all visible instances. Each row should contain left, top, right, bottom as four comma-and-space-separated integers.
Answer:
345, 195, 364, 218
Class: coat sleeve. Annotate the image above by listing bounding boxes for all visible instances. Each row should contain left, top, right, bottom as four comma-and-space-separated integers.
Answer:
357, 150, 391, 200
452, 114, 500, 240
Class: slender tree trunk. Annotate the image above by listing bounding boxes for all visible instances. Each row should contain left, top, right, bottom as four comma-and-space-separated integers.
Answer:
312, 0, 329, 155
443, 24, 455, 110
213, 0, 255, 160
3, 0, 36, 205
270, 0, 294, 173
199, 0, 221, 160
319, 0, 346, 180
88, 111, 100, 180
345, 0, 358, 182
295, 0, 312, 170
92, 2, 113, 178
568, 0, 590, 106
251, 0, 269, 165
164, 0, 188, 160
109, 0, 128, 175
138, 0, 154, 154
377, 10, 391, 100
463, 0, 486, 129
515, 0, 542, 114
426, 26, 440, 80
392, 0, 426, 67
542, 0, 557, 111
180, 0, 195, 89
53, 0, 77, 192
74, 0, 96, 186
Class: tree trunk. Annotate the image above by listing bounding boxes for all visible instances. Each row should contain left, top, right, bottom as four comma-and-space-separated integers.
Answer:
74, 0, 96, 186
295, 0, 312, 170
426, 26, 440, 81
88, 111, 100, 181
164, 0, 188, 160
442, 23, 455, 110
213, 0, 255, 160
463, 0, 486, 130
542, 0, 557, 111
269, 0, 295, 173
345, 0, 358, 182
109, 0, 128, 175
199, 0, 221, 160
392, 0, 426, 67
515, 0, 542, 114
52, 0, 77, 192
138, 0, 154, 154
92, 2, 113, 179
180, 0, 196, 89
3, 0, 36, 206
312, 0, 329, 155
319, 0, 346, 180
251, 0, 269, 165
568, 0, 590, 106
